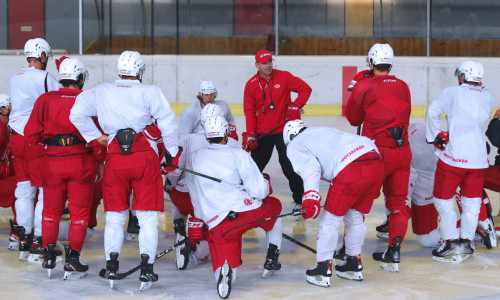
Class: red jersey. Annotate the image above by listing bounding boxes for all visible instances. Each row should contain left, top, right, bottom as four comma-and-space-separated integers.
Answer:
244, 69, 311, 135
24, 88, 106, 163
0, 122, 12, 177
345, 75, 411, 142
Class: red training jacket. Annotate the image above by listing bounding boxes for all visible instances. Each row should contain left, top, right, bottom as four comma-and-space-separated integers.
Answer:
244, 69, 311, 135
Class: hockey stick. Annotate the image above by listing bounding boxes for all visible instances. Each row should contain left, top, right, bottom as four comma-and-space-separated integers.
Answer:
162, 163, 222, 183
282, 233, 316, 254
98, 239, 187, 280
246, 121, 286, 151
221, 209, 305, 237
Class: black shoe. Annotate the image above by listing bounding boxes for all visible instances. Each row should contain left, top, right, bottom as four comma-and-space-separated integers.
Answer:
63, 246, 88, 280
372, 237, 401, 272
105, 252, 119, 279
376, 216, 389, 239
42, 243, 62, 270
335, 255, 363, 281
333, 243, 345, 260
30, 235, 44, 254
217, 260, 232, 299
139, 254, 158, 291
460, 238, 475, 255
262, 243, 281, 278
305, 260, 332, 287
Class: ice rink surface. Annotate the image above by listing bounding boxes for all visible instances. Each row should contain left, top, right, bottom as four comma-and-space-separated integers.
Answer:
1, 116, 500, 300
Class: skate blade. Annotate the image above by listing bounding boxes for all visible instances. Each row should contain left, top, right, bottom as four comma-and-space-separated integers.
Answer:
336, 271, 363, 281
218, 261, 232, 299
175, 242, 188, 270
19, 251, 29, 262
140, 281, 154, 291
126, 233, 138, 241
47, 269, 52, 278
380, 262, 399, 272
376, 232, 389, 240
432, 255, 463, 264
306, 275, 331, 288
8, 241, 19, 251
63, 271, 87, 280
109, 280, 115, 290
262, 269, 276, 279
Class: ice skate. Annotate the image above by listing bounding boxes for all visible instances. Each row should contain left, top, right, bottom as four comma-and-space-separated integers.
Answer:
8, 219, 20, 251
375, 216, 389, 240
335, 255, 363, 281
139, 254, 158, 291
42, 243, 63, 278
333, 243, 346, 262
217, 260, 232, 299
101, 252, 119, 289
432, 239, 462, 263
126, 210, 140, 241
372, 236, 401, 272
63, 245, 88, 280
28, 235, 44, 264
306, 259, 332, 288
173, 218, 190, 270
262, 243, 281, 278
477, 217, 497, 249
459, 238, 475, 261
12, 224, 32, 261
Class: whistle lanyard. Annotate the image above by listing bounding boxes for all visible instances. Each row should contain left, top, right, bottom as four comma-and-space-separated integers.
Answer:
257, 78, 274, 113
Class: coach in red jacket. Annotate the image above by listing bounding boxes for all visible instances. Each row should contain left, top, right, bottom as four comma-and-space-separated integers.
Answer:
242, 50, 312, 210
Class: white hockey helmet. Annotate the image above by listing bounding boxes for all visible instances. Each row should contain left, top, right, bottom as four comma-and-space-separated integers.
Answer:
367, 43, 394, 67
200, 103, 224, 126
455, 60, 483, 83
283, 120, 307, 146
117, 50, 146, 78
0, 94, 11, 108
24, 38, 52, 59
204, 115, 228, 139
59, 58, 89, 82
198, 81, 217, 98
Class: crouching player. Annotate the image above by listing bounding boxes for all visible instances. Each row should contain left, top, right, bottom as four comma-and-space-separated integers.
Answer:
186, 115, 282, 299
284, 120, 384, 287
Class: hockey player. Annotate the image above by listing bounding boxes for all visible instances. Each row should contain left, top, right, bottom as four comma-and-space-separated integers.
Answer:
70, 50, 180, 290
179, 81, 238, 140
24, 57, 105, 279
168, 104, 239, 270
9, 38, 59, 262
345, 43, 412, 272
284, 120, 383, 287
242, 49, 311, 212
485, 109, 500, 195
186, 115, 282, 299
426, 60, 494, 263
0, 94, 18, 250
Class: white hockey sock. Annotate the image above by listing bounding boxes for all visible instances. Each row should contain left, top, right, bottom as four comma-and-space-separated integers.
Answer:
266, 218, 282, 250
14, 180, 37, 232
104, 210, 127, 260
316, 210, 343, 262
460, 196, 481, 241
137, 210, 159, 264
433, 197, 459, 240
34, 188, 43, 237
417, 229, 442, 248
344, 209, 366, 256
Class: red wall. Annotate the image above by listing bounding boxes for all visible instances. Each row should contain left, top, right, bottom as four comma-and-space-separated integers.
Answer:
234, 0, 273, 36
8, 0, 45, 49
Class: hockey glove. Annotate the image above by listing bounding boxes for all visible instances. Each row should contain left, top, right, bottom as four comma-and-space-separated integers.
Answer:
188, 217, 207, 244
287, 102, 302, 121
242, 132, 258, 152
347, 69, 373, 91
144, 124, 162, 142
263, 173, 273, 195
163, 146, 183, 173
228, 124, 239, 141
301, 190, 321, 219
433, 131, 449, 150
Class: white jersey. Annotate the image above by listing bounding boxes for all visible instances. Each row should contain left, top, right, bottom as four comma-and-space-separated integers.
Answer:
286, 127, 378, 192
70, 79, 178, 155
186, 143, 269, 229
167, 133, 240, 192
408, 123, 437, 206
179, 100, 236, 139
9, 66, 59, 135
426, 83, 494, 169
